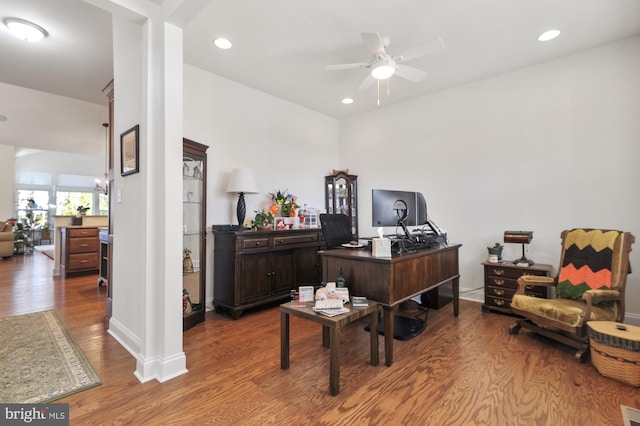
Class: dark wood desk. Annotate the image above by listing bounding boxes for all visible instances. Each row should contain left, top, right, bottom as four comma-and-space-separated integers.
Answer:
319, 244, 461, 366
280, 301, 379, 396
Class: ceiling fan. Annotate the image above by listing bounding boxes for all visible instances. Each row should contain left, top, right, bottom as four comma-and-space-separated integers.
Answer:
325, 33, 445, 91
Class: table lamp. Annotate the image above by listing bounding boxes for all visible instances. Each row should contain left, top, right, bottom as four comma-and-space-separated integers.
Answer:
226, 168, 259, 228
504, 231, 534, 265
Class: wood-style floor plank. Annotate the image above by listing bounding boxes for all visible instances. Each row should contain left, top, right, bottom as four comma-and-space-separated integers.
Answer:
1, 252, 638, 425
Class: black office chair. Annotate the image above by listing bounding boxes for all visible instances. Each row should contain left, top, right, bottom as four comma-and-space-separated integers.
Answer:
319, 214, 353, 249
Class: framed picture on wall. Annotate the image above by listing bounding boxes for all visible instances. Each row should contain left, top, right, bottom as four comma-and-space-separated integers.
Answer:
120, 124, 139, 176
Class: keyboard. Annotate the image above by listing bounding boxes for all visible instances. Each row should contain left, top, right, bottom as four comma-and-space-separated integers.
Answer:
313, 299, 344, 310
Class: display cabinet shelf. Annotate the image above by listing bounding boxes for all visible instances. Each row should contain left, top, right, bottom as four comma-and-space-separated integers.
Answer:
182, 138, 208, 331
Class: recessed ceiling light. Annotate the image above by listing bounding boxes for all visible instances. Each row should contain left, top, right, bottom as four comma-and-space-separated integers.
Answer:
3, 18, 48, 42
213, 38, 232, 49
341, 98, 354, 105
538, 29, 560, 42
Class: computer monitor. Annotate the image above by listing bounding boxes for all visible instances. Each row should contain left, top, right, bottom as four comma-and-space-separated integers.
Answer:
416, 191, 428, 225
372, 189, 420, 227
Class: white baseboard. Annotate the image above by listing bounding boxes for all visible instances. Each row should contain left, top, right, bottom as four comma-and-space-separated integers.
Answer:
108, 317, 188, 383
624, 312, 640, 326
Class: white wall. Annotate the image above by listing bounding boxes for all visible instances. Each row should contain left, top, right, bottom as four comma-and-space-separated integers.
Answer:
340, 37, 640, 323
14, 149, 103, 182
183, 64, 341, 307
0, 144, 15, 219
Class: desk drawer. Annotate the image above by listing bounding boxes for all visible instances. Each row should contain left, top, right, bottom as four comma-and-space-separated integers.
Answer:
69, 237, 99, 253
68, 253, 99, 270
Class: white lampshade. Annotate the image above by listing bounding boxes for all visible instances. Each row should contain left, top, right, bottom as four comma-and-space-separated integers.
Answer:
226, 168, 259, 194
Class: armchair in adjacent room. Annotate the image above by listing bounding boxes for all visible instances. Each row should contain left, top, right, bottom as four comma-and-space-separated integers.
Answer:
0, 221, 14, 257
509, 228, 635, 361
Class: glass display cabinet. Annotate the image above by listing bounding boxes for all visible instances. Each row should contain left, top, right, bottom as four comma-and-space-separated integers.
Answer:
324, 171, 358, 239
182, 138, 208, 331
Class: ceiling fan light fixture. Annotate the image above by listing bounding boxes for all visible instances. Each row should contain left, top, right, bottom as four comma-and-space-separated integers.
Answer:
3, 18, 48, 42
371, 63, 395, 80
538, 29, 560, 42
341, 98, 354, 105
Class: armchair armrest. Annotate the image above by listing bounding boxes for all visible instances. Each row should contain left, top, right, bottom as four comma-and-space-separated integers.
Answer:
582, 289, 621, 303
515, 275, 556, 295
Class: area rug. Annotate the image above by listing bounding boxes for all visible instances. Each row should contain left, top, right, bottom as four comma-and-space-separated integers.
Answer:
0, 310, 101, 403
34, 244, 54, 260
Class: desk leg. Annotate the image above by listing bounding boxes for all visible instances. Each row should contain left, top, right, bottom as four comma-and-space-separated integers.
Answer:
452, 276, 459, 317
322, 325, 329, 348
370, 307, 379, 366
329, 326, 339, 396
383, 306, 394, 366
280, 311, 290, 370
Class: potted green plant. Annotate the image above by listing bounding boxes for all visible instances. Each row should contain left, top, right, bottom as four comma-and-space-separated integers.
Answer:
487, 242, 504, 260
251, 210, 274, 230
76, 205, 90, 216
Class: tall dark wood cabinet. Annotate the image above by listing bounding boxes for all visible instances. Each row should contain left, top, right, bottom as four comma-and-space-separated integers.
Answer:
183, 138, 208, 331
212, 227, 324, 319
325, 171, 358, 239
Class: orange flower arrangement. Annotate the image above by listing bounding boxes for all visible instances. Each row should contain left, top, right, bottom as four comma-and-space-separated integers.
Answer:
269, 189, 299, 217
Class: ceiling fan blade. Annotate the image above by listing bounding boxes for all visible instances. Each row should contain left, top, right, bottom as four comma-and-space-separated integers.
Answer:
395, 64, 428, 82
395, 37, 445, 63
357, 74, 376, 90
361, 32, 386, 55
325, 63, 368, 71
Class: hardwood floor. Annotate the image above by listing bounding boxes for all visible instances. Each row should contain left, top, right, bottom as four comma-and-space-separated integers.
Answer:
1, 252, 638, 425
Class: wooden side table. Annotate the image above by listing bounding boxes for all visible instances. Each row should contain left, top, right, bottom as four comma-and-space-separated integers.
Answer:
280, 301, 379, 396
481, 261, 552, 314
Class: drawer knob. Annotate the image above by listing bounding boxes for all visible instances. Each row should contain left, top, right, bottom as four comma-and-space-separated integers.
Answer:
495, 299, 505, 306
525, 285, 534, 290
80, 244, 89, 247
493, 269, 504, 276
80, 260, 88, 264
494, 279, 504, 286
255, 242, 260, 246
493, 289, 504, 296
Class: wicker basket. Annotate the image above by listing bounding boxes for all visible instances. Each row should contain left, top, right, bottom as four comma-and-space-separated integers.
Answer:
587, 321, 640, 387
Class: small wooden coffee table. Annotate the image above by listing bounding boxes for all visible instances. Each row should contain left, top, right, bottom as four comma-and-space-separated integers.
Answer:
280, 301, 379, 396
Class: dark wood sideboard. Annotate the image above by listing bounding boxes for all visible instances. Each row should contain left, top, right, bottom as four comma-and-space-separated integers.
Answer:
212, 226, 324, 319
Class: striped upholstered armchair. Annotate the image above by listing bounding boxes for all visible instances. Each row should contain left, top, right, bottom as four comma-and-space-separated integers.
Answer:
509, 229, 635, 362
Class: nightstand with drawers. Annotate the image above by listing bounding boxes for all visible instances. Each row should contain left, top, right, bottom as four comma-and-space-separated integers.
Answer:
481, 262, 553, 314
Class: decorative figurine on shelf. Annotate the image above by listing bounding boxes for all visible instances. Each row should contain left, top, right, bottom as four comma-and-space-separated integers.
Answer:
193, 165, 202, 179
183, 162, 190, 176
336, 268, 346, 288
183, 248, 194, 273
183, 289, 193, 314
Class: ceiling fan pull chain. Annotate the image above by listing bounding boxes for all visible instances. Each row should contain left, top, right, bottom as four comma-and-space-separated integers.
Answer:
387, 79, 390, 96
377, 80, 381, 106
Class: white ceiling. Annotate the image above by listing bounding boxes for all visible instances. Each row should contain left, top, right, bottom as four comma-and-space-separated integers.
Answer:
1, 0, 639, 154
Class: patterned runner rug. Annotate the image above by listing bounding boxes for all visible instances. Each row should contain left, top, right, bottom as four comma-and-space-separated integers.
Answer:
0, 310, 101, 403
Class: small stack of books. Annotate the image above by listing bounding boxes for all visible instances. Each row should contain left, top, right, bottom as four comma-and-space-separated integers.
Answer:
351, 296, 369, 307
